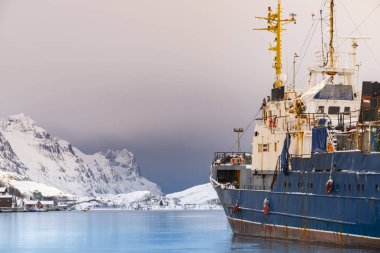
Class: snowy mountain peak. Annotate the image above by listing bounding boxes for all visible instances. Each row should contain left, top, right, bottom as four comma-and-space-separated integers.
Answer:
4, 113, 37, 128
0, 113, 50, 139
104, 149, 139, 172
0, 114, 161, 197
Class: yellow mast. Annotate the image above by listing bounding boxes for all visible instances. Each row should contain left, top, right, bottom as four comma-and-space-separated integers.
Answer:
255, 0, 296, 88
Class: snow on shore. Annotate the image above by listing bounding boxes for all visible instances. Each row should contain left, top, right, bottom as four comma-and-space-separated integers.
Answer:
1, 169, 220, 210
166, 183, 219, 206
72, 183, 221, 210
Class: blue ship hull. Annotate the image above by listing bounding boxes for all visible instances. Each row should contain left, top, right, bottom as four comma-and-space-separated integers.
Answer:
211, 152, 380, 248
209, 0, 380, 248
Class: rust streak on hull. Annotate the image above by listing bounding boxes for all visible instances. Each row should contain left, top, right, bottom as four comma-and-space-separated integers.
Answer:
228, 217, 380, 249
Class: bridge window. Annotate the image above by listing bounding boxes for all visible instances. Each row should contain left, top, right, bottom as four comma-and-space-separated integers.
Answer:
317, 106, 324, 113
344, 107, 350, 113
328, 106, 340, 114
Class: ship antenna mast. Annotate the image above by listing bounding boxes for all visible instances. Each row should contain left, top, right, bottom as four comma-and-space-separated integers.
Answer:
329, 0, 335, 68
254, 0, 296, 88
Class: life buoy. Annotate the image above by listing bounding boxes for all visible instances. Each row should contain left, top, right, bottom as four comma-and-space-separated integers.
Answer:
325, 179, 334, 193
233, 203, 239, 214
269, 116, 277, 128
231, 156, 243, 165
263, 198, 270, 215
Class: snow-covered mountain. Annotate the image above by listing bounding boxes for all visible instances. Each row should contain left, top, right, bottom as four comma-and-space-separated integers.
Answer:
73, 183, 221, 210
0, 114, 161, 196
166, 183, 220, 207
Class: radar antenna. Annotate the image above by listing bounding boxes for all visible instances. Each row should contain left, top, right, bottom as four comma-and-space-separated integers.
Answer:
254, 0, 296, 88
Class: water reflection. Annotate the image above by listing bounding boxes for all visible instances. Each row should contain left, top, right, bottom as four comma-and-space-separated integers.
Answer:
0, 211, 377, 253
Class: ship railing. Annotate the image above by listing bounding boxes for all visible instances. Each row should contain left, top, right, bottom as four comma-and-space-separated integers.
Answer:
264, 113, 332, 133
256, 111, 361, 134
295, 112, 332, 130
213, 152, 252, 165
285, 111, 359, 132
333, 110, 359, 128
287, 119, 380, 154
239, 185, 271, 190
313, 51, 354, 70
289, 153, 314, 159
356, 120, 380, 152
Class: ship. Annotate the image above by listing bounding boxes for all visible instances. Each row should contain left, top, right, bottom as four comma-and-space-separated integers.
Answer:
210, 0, 380, 249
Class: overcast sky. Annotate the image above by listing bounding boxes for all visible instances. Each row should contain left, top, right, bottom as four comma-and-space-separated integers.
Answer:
0, 0, 378, 193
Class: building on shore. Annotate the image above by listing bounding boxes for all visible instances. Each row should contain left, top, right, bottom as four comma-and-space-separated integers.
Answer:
24, 200, 55, 211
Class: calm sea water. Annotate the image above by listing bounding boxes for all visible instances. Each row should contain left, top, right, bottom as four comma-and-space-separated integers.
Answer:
0, 210, 376, 253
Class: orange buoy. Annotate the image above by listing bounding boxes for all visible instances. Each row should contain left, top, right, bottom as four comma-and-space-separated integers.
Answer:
233, 203, 239, 214
327, 143, 333, 152
263, 198, 270, 215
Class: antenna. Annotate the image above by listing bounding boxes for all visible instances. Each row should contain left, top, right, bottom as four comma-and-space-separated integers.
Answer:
340, 36, 370, 74
254, 0, 296, 88
329, 0, 335, 68
292, 53, 299, 89
319, 9, 326, 66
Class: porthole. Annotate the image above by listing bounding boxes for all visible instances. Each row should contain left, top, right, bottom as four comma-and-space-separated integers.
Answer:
376, 185, 380, 192
298, 182, 300, 188
289, 182, 291, 188
348, 184, 351, 191
301, 182, 304, 189
344, 184, 347, 190
310, 183, 313, 188
362, 184, 365, 191
336, 184, 340, 191
284, 182, 287, 188
357, 184, 361, 191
